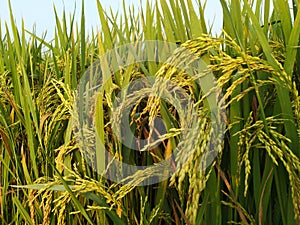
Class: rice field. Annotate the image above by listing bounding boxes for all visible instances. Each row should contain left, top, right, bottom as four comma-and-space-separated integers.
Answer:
0, 0, 300, 224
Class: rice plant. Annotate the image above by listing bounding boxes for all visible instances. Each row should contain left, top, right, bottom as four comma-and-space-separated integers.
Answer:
0, 0, 299, 224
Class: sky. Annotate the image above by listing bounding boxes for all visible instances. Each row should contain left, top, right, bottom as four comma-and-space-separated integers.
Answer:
0, 0, 223, 39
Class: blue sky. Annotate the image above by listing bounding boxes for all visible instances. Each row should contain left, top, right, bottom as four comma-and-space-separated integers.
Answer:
0, 0, 223, 38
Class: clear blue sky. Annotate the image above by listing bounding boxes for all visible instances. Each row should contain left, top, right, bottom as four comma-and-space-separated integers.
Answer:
0, 0, 223, 39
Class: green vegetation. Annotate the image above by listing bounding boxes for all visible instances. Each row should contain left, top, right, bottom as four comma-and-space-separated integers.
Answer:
0, 0, 300, 224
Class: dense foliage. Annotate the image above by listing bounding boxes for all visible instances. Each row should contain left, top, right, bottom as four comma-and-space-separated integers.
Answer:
0, 0, 300, 224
